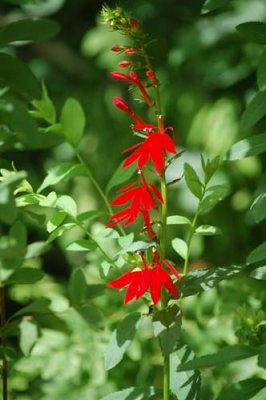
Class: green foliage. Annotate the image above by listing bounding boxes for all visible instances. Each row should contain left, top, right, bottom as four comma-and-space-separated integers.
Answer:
102, 387, 159, 400
236, 22, 266, 45
61, 97, 86, 148
216, 378, 266, 400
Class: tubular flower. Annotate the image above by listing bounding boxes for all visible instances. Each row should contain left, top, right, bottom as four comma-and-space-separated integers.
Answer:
110, 71, 153, 106
123, 129, 176, 175
107, 180, 163, 237
108, 252, 181, 304
113, 97, 156, 131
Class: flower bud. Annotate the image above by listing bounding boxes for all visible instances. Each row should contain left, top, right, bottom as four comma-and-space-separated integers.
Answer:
110, 71, 129, 81
119, 60, 134, 68
111, 45, 125, 52
113, 96, 130, 112
146, 69, 158, 85
124, 47, 138, 55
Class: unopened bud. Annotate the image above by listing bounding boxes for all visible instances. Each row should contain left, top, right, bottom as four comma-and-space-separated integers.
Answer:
113, 96, 130, 112
124, 47, 138, 56
119, 60, 134, 68
111, 45, 125, 52
146, 69, 158, 85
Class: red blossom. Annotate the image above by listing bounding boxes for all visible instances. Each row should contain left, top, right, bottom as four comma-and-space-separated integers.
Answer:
119, 60, 135, 68
108, 252, 181, 304
107, 179, 163, 237
146, 69, 159, 85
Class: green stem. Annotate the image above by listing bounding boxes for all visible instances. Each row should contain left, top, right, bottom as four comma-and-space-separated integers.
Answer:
0, 286, 8, 400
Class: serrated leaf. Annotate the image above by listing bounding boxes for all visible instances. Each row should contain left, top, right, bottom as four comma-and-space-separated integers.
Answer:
225, 133, 266, 160
152, 305, 182, 356
250, 193, 266, 222
65, 239, 97, 252
56, 195, 77, 217
177, 345, 258, 371
258, 51, 266, 91
184, 163, 202, 199
105, 312, 142, 370
240, 91, 266, 130
195, 225, 221, 236
181, 264, 246, 297
38, 163, 86, 193
167, 215, 191, 225
0, 53, 41, 99
216, 378, 266, 400
7, 267, 44, 285
102, 386, 159, 400
60, 97, 85, 148
247, 242, 266, 265
172, 238, 188, 260
11, 298, 51, 320
236, 22, 266, 45
76, 304, 104, 329
201, 0, 229, 14
0, 18, 60, 48
170, 345, 201, 400
68, 268, 87, 306
19, 320, 38, 356
106, 161, 136, 195
250, 266, 266, 280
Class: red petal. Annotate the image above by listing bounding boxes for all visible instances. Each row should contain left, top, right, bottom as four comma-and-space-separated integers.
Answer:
163, 260, 181, 283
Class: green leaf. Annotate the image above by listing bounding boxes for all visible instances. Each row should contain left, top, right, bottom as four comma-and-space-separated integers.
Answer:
0, 18, 60, 48
77, 210, 102, 224
7, 267, 44, 285
195, 225, 222, 236
250, 193, 266, 223
11, 298, 51, 320
203, 156, 220, 183
177, 345, 258, 371
118, 233, 134, 248
31, 82, 56, 124
102, 387, 159, 400
38, 163, 86, 193
0, 53, 41, 99
250, 266, 266, 280
105, 312, 142, 370
65, 239, 98, 252
76, 304, 105, 330
247, 242, 266, 264
240, 91, 266, 130
60, 97, 85, 148
202, 0, 230, 14
167, 215, 191, 225
184, 163, 202, 199
200, 185, 227, 213
47, 222, 76, 243
170, 345, 201, 400
47, 210, 66, 233
0, 170, 27, 223
19, 320, 38, 356
105, 161, 136, 195
258, 51, 266, 91
181, 264, 246, 297
68, 268, 87, 307
258, 346, 266, 368
216, 378, 266, 400
25, 241, 49, 258
152, 304, 182, 356
225, 133, 266, 160
56, 195, 77, 218
86, 284, 106, 299
172, 238, 188, 260
236, 22, 266, 45
10, 220, 27, 247
118, 241, 156, 254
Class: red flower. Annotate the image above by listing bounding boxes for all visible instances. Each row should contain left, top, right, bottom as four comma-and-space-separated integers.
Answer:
113, 97, 155, 131
110, 71, 153, 106
108, 252, 181, 304
107, 179, 163, 237
123, 130, 176, 175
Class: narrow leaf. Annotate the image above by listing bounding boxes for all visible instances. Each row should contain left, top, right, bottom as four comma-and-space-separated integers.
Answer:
172, 238, 188, 260
11, 298, 51, 320
105, 312, 142, 370
184, 163, 202, 199
68, 268, 87, 306
38, 163, 86, 193
240, 91, 266, 130
250, 193, 266, 223
7, 268, 44, 285
106, 161, 136, 195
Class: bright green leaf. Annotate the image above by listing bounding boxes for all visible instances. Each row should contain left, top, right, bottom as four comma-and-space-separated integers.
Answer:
240, 91, 266, 130
60, 97, 85, 148
47, 222, 76, 243
250, 266, 266, 280
172, 238, 188, 260
118, 233, 134, 248
184, 163, 202, 199
19, 320, 38, 356
105, 312, 142, 370
65, 239, 97, 252
38, 163, 86, 193
236, 22, 266, 45
177, 345, 258, 371
216, 378, 266, 400
56, 195, 77, 218
119, 241, 156, 254
25, 241, 49, 258
0, 18, 60, 48
258, 51, 266, 91
167, 215, 191, 225
225, 133, 266, 160
247, 242, 266, 264
47, 210, 66, 233
195, 225, 222, 236
31, 82, 56, 124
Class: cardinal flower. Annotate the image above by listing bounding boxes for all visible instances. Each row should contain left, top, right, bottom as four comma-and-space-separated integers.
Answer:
108, 252, 181, 304
123, 130, 176, 175
107, 179, 163, 237
113, 97, 156, 131
111, 71, 153, 106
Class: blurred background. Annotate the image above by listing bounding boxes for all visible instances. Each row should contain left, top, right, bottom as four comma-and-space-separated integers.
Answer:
0, 0, 265, 399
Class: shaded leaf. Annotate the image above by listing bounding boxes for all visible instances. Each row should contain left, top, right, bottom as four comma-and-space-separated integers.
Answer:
60, 97, 85, 148
76, 304, 105, 329
19, 320, 38, 356
86, 284, 106, 299
102, 386, 159, 400
216, 378, 266, 400
177, 345, 259, 371
68, 268, 87, 307
236, 22, 266, 45
7, 267, 44, 285
258, 50, 266, 91
118, 241, 156, 254
167, 215, 191, 225
250, 193, 266, 223
11, 298, 51, 320
258, 346, 266, 368
184, 163, 202, 199
240, 92, 266, 130
105, 312, 142, 370
247, 242, 266, 265
202, 0, 230, 14
65, 239, 98, 252
31, 82, 56, 124
106, 161, 136, 195
77, 210, 102, 224
225, 133, 266, 160
172, 238, 188, 260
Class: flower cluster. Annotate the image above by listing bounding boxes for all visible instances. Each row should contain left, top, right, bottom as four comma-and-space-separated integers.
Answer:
104, 8, 181, 305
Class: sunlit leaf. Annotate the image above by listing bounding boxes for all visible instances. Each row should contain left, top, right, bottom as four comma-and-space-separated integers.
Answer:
56, 195, 77, 218
195, 225, 222, 236
250, 266, 266, 280
19, 320, 38, 356
167, 215, 191, 225
65, 239, 98, 252
172, 238, 188, 260
250, 193, 266, 222
184, 163, 202, 199
38, 163, 86, 193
